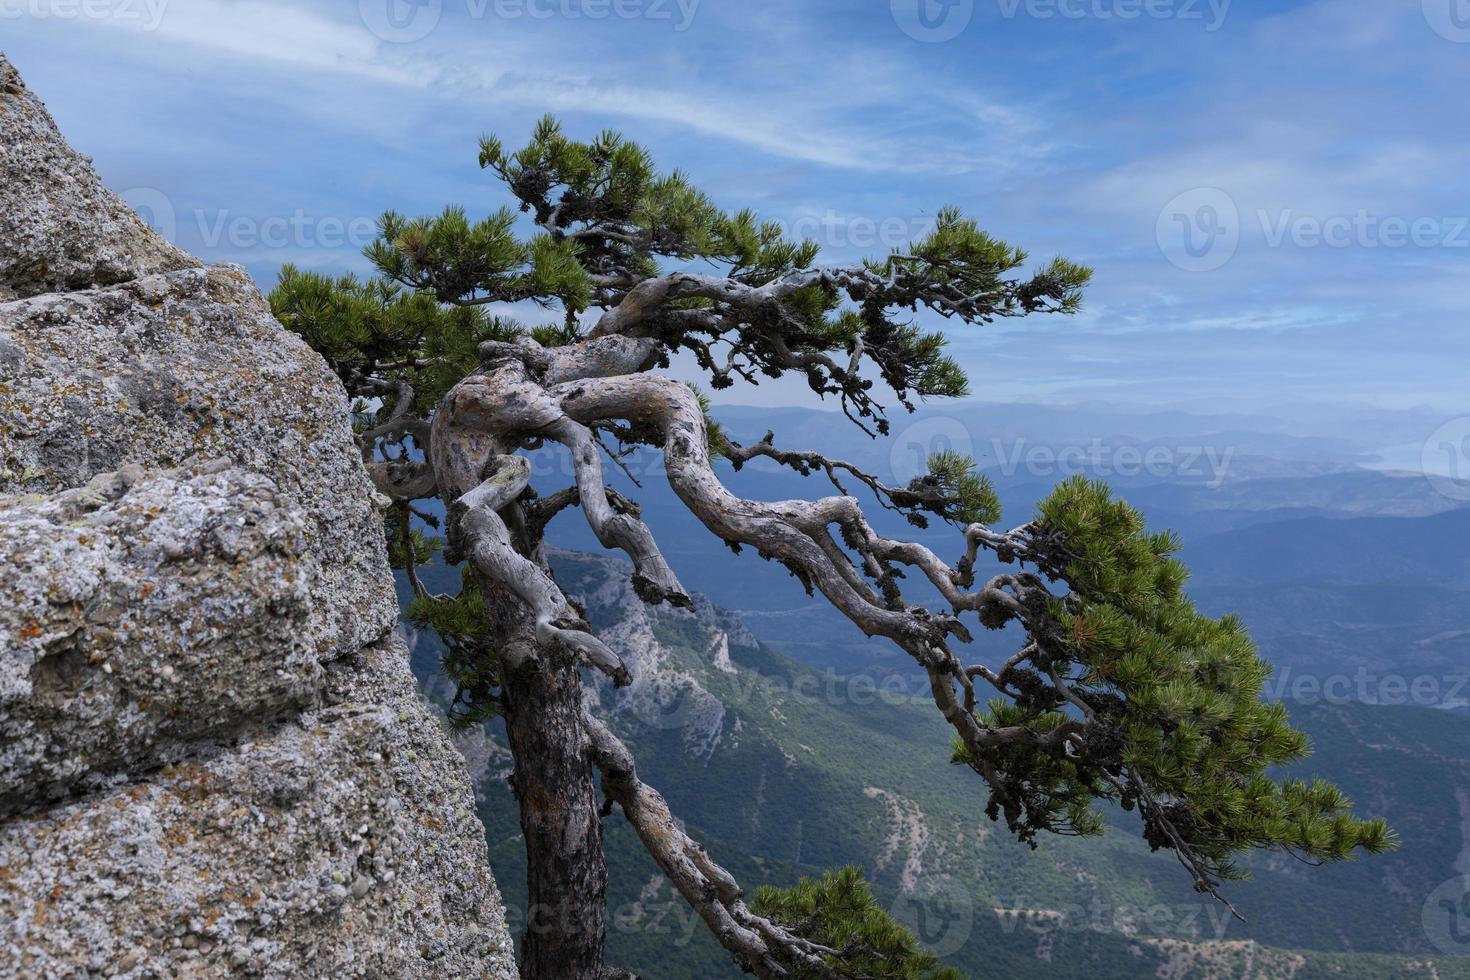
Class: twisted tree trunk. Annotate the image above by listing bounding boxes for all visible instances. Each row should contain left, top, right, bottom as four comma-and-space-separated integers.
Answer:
421, 335, 1135, 978
502, 649, 608, 979
432, 402, 619, 980
422, 340, 891, 978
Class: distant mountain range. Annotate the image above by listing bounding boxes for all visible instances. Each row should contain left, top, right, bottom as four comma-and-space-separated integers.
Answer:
402, 399, 1470, 977
1182, 508, 1470, 587
403, 550, 1470, 979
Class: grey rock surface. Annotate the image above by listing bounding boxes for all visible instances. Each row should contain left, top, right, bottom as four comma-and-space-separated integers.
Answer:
0, 264, 398, 658
0, 50, 516, 980
0, 635, 516, 980
0, 51, 192, 300
0, 463, 319, 817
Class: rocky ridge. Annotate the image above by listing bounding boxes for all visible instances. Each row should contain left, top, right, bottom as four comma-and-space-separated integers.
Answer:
0, 51, 515, 979
553, 549, 748, 762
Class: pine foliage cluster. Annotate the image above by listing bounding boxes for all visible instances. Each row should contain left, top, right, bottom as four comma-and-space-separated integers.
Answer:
752, 868, 964, 980
954, 477, 1395, 894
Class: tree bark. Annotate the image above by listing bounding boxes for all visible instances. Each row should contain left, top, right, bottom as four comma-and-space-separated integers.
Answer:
432, 403, 617, 980
473, 567, 613, 980
501, 640, 609, 980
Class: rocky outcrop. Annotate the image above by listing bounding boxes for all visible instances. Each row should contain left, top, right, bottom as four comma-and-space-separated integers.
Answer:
0, 54, 192, 301
3, 636, 506, 978
0, 262, 395, 663
550, 549, 742, 761
0, 462, 319, 816
0, 51, 515, 979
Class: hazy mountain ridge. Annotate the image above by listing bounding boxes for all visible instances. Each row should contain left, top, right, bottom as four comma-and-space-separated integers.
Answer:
1182, 509, 1470, 587
404, 548, 1470, 978
399, 399, 1470, 975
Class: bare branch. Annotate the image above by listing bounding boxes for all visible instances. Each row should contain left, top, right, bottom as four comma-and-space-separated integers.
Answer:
549, 373, 1061, 770
452, 455, 632, 686
585, 711, 843, 980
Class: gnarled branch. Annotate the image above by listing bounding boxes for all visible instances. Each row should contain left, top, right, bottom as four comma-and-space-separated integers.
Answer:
584, 711, 843, 980
451, 454, 631, 686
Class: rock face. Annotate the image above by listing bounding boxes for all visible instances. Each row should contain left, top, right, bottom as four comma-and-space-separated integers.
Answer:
551, 549, 745, 762
0, 463, 318, 816
0, 262, 395, 661
0, 54, 192, 301
0, 51, 516, 979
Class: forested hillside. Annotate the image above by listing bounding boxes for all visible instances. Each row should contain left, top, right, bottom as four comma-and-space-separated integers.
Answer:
403, 545, 1470, 978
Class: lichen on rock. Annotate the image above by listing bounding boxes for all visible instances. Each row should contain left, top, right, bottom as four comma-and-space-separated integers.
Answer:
0, 262, 397, 658
0, 636, 513, 979
0, 48, 515, 980
0, 52, 192, 300
0, 461, 319, 817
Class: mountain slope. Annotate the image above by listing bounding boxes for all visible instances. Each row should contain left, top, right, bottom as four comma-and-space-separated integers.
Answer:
404, 552, 1470, 978
1183, 510, 1470, 588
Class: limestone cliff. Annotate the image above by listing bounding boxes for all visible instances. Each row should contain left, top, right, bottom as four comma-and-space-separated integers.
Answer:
0, 51, 516, 979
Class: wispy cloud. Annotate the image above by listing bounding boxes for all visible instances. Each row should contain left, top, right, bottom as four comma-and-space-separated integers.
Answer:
7, 0, 1466, 413
68, 0, 1045, 176
88, 0, 420, 83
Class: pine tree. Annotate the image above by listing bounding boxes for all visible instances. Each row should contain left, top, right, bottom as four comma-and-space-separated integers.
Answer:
270, 118, 1392, 980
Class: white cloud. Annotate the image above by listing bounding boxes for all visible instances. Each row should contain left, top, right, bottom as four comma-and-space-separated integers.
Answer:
84, 0, 420, 83
64, 0, 1047, 176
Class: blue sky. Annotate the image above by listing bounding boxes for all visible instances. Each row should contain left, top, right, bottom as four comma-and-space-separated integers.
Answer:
4, 0, 1468, 413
